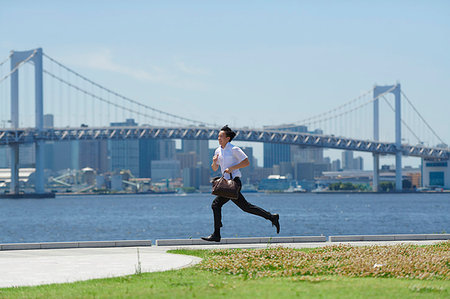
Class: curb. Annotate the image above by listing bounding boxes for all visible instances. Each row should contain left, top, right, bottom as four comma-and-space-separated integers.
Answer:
156, 236, 326, 246
328, 234, 450, 242
0, 240, 152, 251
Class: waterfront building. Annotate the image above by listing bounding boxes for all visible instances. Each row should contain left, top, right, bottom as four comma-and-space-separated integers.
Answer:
250, 167, 273, 184
317, 167, 421, 190
422, 159, 450, 189
294, 162, 329, 181
258, 175, 294, 191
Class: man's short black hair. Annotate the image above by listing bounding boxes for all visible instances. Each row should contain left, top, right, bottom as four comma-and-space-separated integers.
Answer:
221, 125, 236, 141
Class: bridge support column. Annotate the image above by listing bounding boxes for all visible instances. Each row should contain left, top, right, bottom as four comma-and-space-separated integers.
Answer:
394, 84, 402, 192
10, 48, 45, 194
10, 51, 20, 194
373, 154, 379, 192
34, 48, 45, 194
373, 85, 380, 192
10, 145, 19, 194
373, 84, 402, 192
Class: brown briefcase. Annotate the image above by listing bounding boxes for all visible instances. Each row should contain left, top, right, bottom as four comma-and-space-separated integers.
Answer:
211, 174, 240, 199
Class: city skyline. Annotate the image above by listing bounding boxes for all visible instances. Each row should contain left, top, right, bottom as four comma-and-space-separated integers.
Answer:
1, 1, 449, 169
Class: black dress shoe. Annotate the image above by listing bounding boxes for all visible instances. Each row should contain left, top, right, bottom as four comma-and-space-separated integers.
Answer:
271, 214, 280, 234
201, 234, 221, 242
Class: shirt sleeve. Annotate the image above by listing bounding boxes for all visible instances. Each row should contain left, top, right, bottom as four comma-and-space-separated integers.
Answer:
232, 146, 248, 163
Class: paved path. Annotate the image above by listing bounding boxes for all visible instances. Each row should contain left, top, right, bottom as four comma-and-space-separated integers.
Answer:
0, 240, 445, 288
0, 246, 201, 288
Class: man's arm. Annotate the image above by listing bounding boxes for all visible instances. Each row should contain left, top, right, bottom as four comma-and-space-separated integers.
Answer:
225, 158, 249, 173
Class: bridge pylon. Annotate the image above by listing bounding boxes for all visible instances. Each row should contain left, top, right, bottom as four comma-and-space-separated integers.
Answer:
10, 48, 45, 194
373, 84, 402, 192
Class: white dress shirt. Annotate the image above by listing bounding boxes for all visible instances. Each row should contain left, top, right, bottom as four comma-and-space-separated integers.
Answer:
214, 142, 248, 179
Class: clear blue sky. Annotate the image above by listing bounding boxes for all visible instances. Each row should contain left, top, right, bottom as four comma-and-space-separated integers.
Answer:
1, 0, 449, 168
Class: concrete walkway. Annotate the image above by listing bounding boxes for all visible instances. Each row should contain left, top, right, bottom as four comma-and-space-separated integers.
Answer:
0, 240, 446, 288
0, 246, 201, 288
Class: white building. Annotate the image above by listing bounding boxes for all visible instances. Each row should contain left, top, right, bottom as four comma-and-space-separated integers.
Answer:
422, 159, 450, 189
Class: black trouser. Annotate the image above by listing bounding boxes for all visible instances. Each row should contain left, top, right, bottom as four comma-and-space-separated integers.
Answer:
211, 177, 272, 234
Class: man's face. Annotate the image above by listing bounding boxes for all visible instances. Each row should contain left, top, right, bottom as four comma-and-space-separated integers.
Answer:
218, 130, 230, 147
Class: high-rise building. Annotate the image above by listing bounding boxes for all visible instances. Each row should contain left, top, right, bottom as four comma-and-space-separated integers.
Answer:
176, 151, 197, 169
158, 139, 176, 160
182, 139, 209, 169
342, 150, 354, 170
42, 115, 78, 172
109, 119, 140, 176
151, 160, 181, 181
354, 156, 364, 170
342, 150, 364, 170
264, 125, 324, 168
264, 142, 291, 169
108, 119, 176, 178
240, 146, 255, 179
331, 159, 341, 171
139, 139, 159, 178
79, 140, 109, 173
183, 164, 210, 188
52, 141, 79, 171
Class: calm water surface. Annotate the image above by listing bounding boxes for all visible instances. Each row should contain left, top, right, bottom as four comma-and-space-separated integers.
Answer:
0, 193, 449, 243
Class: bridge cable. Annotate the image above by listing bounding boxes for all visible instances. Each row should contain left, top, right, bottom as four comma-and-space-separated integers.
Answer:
43, 69, 186, 126
286, 88, 374, 128
42, 53, 214, 127
381, 95, 422, 144
0, 54, 11, 69
401, 91, 446, 146
281, 86, 396, 133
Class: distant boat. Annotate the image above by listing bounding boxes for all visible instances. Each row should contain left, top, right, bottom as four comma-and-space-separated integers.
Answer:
293, 185, 307, 193
284, 185, 306, 193
311, 186, 327, 193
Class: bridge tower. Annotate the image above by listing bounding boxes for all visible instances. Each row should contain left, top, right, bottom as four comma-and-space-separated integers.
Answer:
10, 48, 45, 194
373, 84, 402, 192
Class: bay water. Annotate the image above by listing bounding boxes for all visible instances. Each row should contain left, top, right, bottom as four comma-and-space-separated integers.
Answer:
0, 193, 448, 243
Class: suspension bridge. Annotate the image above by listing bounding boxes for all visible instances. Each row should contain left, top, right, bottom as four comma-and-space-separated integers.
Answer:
0, 48, 449, 195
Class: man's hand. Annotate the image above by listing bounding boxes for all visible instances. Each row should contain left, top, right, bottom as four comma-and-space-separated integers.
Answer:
211, 154, 219, 172
224, 168, 232, 174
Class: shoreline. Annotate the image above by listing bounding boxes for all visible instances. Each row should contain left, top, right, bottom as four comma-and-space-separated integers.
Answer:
1, 190, 449, 199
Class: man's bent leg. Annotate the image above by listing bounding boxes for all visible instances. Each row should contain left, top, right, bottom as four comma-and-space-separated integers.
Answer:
231, 192, 272, 220
231, 191, 280, 233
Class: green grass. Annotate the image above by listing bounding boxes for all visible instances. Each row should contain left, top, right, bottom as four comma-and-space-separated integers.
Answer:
0, 246, 448, 299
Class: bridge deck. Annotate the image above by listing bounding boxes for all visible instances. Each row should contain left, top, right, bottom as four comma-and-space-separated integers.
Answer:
0, 127, 448, 159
